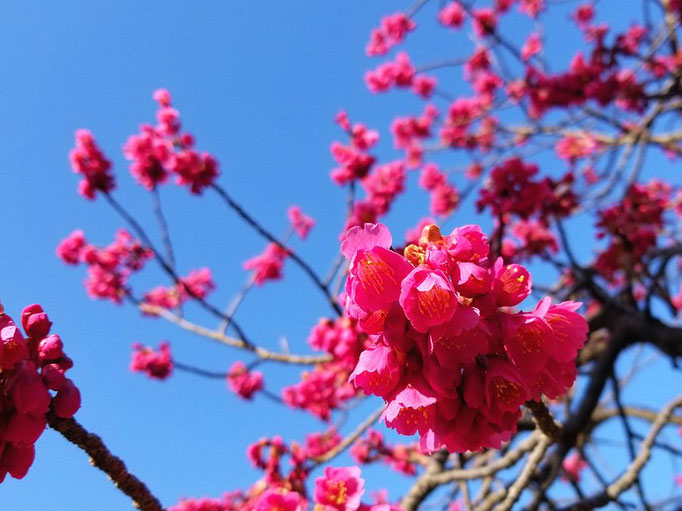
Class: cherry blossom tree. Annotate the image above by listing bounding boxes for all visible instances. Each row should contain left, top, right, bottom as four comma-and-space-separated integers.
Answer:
3, 1, 682, 510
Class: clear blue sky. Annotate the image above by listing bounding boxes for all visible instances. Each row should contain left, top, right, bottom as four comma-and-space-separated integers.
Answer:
1, 1, 679, 509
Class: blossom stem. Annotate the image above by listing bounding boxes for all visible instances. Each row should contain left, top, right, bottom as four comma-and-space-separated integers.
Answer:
140, 303, 331, 365
103, 192, 256, 346
311, 405, 384, 465
211, 183, 343, 316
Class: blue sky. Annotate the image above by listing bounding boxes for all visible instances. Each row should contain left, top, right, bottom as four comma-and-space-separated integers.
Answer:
1, 0, 680, 509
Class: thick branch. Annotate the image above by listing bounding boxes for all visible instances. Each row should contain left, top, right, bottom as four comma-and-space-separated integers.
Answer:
48, 412, 164, 511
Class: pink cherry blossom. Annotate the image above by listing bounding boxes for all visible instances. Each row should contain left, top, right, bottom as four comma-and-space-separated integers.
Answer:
314, 466, 365, 511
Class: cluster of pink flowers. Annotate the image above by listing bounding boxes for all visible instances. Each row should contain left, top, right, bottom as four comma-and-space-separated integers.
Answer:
342, 222, 587, 452
555, 135, 599, 163
69, 129, 114, 199
282, 317, 367, 420
171, 464, 390, 511
477, 157, 574, 220
475, 157, 578, 262
124, 89, 219, 194
523, 53, 647, 119
366, 12, 415, 57
227, 361, 263, 400
302, 428, 342, 459
57, 229, 153, 303
438, 96, 491, 149
438, 3, 466, 29
130, 342, 173, 380
0, 304, 80, 484
244, 244, 289, 286
361, 161, 406, 216
330, 113, 379, 186
595, 181, 670, 282
143, 268, 216, 310
418, 164, 460, 217
170, 491, 248, 511
391, 104, 439, 168
287, 206, 315, 240
502, 219, 559, 262
351, 428, 417, 476
282, 361, 357, 422
471, 8, 497, 37
365, 52, 436, 99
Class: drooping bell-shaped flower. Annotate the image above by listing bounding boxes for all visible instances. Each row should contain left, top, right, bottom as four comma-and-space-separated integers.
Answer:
383, 382, 437, 436
492, 258, 532, 306
428, 306, 490, 367
399, 266, 457, 332
349, 344, 402, 399
342, 223, 412, 317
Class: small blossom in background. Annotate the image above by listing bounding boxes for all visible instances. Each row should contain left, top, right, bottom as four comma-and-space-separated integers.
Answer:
130, 342, 173, 380
288, 206, 315, 240
227, 361, 263, 400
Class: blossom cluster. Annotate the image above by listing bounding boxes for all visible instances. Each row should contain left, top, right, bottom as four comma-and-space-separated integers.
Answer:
227, 361, 264, 400
171, 464, 395, 511
595, 181, 670, 282
287, 206, 315, 240
418, 164, 460, 217
366, 12, 415, 57
57, 229, 153, 303
390, 104, 439, 169
282, 317, 367, 420
143, 268, 216, 310
365, 52, 436, 99
476, 157, 576, 221
69, 129, 114, 199
351, 428, 417, 476
476, 157, 577, 262
0, 304, 80, 484
69, 89, 220, 200
123, 88, 219, 194
330, 112, 379, 186
343, 222, 587, 452
130, 342, 173, 380
244, 244, 289, 286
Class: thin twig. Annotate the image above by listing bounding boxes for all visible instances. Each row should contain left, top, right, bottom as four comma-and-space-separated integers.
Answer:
141, 303, 331, 365
312, 405, 384, 464
211, 184, 342, 316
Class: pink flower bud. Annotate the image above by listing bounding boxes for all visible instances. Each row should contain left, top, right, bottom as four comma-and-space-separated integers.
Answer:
52, 379, 81, 418
152, 88, 172, 106
38, 334, 64, 362
41, 363, 66, 391
11, 362, 51, 415
349, 344, 401, 399
384, 383, 437, 436
0, 318, 28, 370
1, 444, 35, 480
3, 413, 47, 447
21, 304, 52, 339
493, 259, 532, 306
